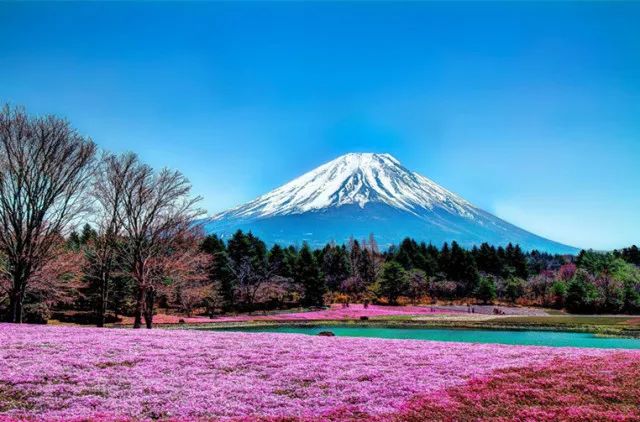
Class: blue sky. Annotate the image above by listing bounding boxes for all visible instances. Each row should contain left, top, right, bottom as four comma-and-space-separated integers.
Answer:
1, 2, 639, 250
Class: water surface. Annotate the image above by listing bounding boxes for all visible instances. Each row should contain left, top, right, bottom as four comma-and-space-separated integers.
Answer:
207, 325, 640, 349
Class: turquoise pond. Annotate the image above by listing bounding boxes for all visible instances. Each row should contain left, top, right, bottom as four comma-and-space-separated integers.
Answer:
205, 325, 640, 349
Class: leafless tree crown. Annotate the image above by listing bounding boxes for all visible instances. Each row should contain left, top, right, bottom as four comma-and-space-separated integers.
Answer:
0, 105, 97, 322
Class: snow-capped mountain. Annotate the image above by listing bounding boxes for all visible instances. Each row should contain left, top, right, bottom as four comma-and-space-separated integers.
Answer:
206, 153, 577, 253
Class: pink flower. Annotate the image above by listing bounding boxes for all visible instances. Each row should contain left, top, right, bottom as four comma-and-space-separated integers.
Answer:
1, 323, 632, 420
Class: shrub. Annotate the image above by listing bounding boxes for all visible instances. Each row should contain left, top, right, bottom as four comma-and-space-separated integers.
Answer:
428, 280, 458, 300
550, 281, 567, 308
22, 303, 51, 324
476, 277, 497, 304
623, 281, 640, 313
565, 271, 601, 313
504, 277, 525, 303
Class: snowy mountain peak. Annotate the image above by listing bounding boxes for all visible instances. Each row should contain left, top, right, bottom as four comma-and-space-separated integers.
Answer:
213, 152, 477, 220
207, 152, 578, 253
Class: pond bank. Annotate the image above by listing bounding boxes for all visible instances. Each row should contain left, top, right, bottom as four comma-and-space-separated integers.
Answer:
199, 324, 640, 349
165, 314, 640, 339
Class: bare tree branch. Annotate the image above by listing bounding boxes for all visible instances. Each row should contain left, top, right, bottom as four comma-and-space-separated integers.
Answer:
116, 154, 205, 328
0, 105, 96, 323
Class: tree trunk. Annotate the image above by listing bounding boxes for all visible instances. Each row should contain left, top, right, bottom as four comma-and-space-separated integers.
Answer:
96, 273, 108, 327
143, 289, 155, 329
9, 289, 22, 323
8, 277, 27, 323
133, 285, 145, 329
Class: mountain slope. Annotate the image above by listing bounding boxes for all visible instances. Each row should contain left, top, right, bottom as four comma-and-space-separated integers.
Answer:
207, 153, 578, 254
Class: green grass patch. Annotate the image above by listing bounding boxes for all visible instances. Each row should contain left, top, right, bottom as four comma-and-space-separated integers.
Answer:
543, 309, 567, 316
496, 315, 638, 326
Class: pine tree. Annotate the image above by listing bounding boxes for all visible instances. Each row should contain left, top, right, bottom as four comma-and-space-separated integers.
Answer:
497, 246, 507, 274
321, 245, 351, 291
438, 242, 451, 277
296, 243, 325, 307
396, 238, 416, 269
227, 230, 251, 265
268, 244, 287, 275
448, 241, 480, 295
284, 246, 299, 279
358, 249, 376, 285
80, 223, 97, 245
621, 245, 640, 266
246, 232, 268, 274
67, 231, 81, 250
379, 261, 408, 305
511, 245, 528, 279
349, 238, 362, 278
425, 243, 440, 274
201, 234, 234, 312
475, 242, 501, 275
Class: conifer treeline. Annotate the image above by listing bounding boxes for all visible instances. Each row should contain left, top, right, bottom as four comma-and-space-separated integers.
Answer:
193, 232, 640, 315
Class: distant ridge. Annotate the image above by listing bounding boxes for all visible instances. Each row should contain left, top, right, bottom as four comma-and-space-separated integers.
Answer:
207, 153, 578, 254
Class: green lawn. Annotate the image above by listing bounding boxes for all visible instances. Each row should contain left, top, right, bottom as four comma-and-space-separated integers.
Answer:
496, 315, 639, 326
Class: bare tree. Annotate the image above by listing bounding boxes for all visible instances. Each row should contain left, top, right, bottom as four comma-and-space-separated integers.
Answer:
23, 238, 87, 322
228, 257, 279, 310
84, 153, 135, 326
118, 156, 204, 328
406, 269, 428, 305
226, 245, 284, 310
0, 105, 96, 323
158, 234, 211, 317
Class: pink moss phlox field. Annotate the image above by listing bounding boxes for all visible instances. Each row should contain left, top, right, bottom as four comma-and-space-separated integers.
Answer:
141, 304, 463, 325
225, 304, 463, 321
393, 352, 640, 421
0, 324, 624, 421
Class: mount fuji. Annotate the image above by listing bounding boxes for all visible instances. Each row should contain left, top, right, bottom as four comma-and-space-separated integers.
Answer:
206, 153, 577, 254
